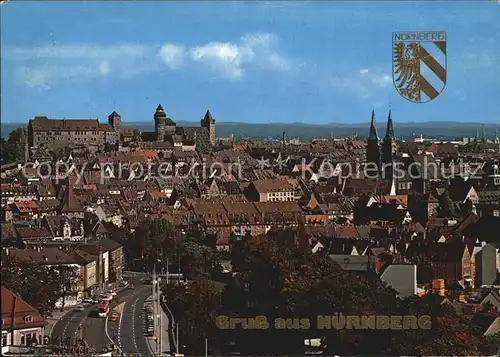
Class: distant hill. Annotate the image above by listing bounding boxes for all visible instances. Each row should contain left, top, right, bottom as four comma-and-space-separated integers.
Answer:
2, 121, 499, 140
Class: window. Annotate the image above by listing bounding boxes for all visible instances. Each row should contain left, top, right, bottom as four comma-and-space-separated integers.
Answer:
20, 332, 37, 346
2, 334, 7, 346
495, 178, 500, 185
24, 315, 33, 323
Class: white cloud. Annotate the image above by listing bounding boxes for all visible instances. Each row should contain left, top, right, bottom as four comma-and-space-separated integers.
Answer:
175, 32, 291, 80
158, 44, 185, 70
331, 68, 393, 100
7, 32, 294, 88
189, 42, 250, 79
371, 74, 392, 87
18, 64, 110, 90
99, 61, 110, 75
6, 43, 151, 61
6, 43, 155, 89
267, 53, 291, 72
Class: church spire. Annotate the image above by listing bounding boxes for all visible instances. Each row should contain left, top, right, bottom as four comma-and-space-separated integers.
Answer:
368, 110, 378, 141
385, 110, 394, 140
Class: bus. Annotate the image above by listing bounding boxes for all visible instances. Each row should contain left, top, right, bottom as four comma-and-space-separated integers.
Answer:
97, 301, 110, 317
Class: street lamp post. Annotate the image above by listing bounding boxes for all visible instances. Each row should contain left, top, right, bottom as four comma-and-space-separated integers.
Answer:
176, 322, 179, 354
153, 260, 163, 355
152, 263, 158, 354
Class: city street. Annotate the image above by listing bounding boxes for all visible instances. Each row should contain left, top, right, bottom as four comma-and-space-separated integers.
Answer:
83, 281, 145, 353
50, 279, 143, 353
50, 305, 95, 346
115, 287, 154, 356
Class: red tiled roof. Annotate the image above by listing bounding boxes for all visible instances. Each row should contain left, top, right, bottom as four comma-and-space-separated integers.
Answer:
60, 184, 83, 213
99, 123, 114, 132
120, 127, 134, 136
1, 286, 47, 328
30, 117, 101, 131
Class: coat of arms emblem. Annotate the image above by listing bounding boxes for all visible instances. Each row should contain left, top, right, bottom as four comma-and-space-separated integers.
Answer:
392, 31, 447, 103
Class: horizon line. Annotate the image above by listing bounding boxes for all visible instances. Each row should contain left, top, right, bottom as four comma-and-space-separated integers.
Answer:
2, 120, 499, 126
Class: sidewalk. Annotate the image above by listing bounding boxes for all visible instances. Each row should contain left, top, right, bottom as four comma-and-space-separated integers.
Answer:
147, 304, 171, 355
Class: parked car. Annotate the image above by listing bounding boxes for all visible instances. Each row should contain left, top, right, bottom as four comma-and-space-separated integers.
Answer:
128, 284, 135, 290
100, 294, 113, 301
74, 305, 85, 312
83, 298, 93, 304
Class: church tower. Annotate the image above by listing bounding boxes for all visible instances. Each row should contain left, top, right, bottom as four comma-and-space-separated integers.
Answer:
201, 109, 216, 147
366, 110, 380, 176
154, 104, 166, 142
382, 110, 395, 182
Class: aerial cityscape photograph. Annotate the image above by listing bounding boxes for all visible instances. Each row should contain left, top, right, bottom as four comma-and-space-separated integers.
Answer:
1, 0, 500, 356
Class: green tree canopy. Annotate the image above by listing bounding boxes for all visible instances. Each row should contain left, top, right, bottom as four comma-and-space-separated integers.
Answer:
163, 232, 495, 356
1, 257, 78, 317
162, 277, 223, 355
0, 134, 24, 163
438, 190, 455, 217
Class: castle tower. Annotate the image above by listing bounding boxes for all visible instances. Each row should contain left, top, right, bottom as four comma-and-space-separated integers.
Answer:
20, 127, 29, 163
154, 104, 167, 142
201, 109, 216, 147
382, 110, 395, 182
108, 111, 121, 131
366, 110, 380, 176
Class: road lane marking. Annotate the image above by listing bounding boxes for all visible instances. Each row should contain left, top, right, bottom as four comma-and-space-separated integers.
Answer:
49, 307, 76, 339
132, 296, 139, 351
111, 288, 148, 352
117, 306, 123, 348
61, 312, 79, 341
73, 315, 92, 353
105, 306, 125, 356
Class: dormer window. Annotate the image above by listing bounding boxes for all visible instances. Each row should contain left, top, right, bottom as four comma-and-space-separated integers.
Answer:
24, 315, 33, 323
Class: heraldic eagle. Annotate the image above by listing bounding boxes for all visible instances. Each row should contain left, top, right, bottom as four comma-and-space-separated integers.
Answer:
393, 42, 421, 93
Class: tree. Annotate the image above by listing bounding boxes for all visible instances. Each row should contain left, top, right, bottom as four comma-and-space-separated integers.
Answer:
125, 219, 178, 272
162, 277, 222, 355
0, 136, 24, 163
438, 190, 455, 217
53, 265, 81, 311
103, 142, 116, 153
49, 146, 72, 161
167, 232, 494, 356
131, 129, 142, 147
123, 220, 223, 278
1, 258, 61, 317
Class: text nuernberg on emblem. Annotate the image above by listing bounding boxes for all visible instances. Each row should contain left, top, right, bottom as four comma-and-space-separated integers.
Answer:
392, 31, 447, 103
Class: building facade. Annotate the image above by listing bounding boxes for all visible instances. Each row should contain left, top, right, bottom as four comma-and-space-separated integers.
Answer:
27, 105, 216, 152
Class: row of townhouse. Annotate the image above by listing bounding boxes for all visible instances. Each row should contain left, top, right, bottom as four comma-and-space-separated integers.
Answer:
2, 237, 124, 302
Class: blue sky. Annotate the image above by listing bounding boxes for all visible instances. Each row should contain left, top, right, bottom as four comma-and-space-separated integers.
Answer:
1, 1, 499, 124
